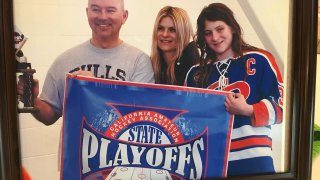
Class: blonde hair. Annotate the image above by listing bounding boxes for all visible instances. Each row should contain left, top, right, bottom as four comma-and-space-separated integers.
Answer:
150, 6, 194, 84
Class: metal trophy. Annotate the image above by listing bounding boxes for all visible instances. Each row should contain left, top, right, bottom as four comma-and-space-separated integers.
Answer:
15, 26, 39, 113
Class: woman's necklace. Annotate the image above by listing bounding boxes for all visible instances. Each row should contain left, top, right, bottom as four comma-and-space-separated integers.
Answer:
215, 59, 232, 90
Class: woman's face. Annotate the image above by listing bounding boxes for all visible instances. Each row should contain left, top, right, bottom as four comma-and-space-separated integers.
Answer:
156, 16, 178, 54
204, 20, 234, 61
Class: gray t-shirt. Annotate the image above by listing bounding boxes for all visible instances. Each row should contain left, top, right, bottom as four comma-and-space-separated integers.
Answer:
40, 40, 154, 116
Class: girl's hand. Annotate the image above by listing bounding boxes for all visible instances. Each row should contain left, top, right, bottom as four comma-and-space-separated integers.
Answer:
225, 93, 253, 117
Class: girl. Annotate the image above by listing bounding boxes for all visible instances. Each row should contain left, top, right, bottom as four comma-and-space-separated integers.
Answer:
185, 3, 284, 176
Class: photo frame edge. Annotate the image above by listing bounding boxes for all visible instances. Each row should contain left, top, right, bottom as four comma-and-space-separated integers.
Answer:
0, 0, 317, 179
0, 0, 22, 179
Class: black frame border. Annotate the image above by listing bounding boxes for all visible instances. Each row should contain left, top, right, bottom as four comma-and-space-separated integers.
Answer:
0, 0, 318, 179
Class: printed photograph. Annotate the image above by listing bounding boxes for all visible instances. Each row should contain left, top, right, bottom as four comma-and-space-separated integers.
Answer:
13, 0, 290, 179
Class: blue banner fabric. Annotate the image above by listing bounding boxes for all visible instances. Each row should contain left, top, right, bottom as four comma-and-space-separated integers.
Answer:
61, 75, 234, 179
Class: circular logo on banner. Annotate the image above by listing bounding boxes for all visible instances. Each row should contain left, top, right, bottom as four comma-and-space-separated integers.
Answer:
105, 110, 184, 145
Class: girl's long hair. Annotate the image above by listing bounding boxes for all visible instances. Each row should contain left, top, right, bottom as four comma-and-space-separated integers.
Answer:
194, 3, 258, 87
150, 6, 194, 84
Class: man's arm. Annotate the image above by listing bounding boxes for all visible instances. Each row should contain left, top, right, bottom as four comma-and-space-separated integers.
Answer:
32, 70, 96, 125
131, 53, 155, 83
18, 78, 60, 125
32, 98, 60, 125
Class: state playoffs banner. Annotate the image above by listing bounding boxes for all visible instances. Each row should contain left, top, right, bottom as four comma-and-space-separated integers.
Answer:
61, 75, 234, 180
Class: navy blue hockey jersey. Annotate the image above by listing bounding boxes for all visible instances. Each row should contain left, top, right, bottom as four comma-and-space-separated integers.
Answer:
185, 50, 284, 176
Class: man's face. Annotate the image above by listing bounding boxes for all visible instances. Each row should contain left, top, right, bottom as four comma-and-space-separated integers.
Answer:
86, 0, 128, 40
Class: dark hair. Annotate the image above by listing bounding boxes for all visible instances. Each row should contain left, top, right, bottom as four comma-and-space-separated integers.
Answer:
193, 3, 258, 87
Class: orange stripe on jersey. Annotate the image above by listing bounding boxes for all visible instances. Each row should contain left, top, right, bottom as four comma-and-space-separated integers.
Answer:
230, 137, 272, 150
251, 101, 269, 127
262, 51, 283, 83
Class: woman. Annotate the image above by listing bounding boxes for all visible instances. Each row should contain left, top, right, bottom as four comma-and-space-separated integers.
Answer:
151, 6, 199, 86
185, 3, 284, 176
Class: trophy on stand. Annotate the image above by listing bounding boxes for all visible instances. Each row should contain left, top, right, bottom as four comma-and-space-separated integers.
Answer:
15, 26, 39, 113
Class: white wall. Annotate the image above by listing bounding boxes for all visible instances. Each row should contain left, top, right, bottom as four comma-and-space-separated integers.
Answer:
13, 0, 289, 179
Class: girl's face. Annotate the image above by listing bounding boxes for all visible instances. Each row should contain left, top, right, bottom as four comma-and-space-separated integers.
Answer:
204, 20, 234, 61
156, 16, 178, 55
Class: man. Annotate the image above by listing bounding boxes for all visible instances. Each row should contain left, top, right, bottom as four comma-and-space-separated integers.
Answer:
17, 0, 154, 125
